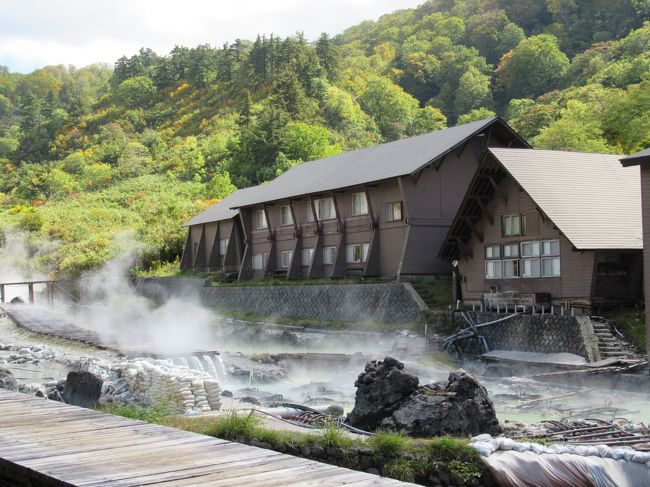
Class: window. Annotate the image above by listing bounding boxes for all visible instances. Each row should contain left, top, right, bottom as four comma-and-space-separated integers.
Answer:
485, 244, 501, 279
385, 202, 403, 222
346, 243, 369, 263
485, 260, 502, 279
485, 244, 500, 259
302, 248, 313, 266
521, 258, 541, 278
542, 239, 561, 277
252, 253, 268, 270
323, 246, 336, 265
255, 209, 267, 229
503, 214, 523, 236
503, 243, 519, 258
521, 241, 540, 258
219, 238, 229, 256
308, 197, 335, 221
280, 250, 292, 269
503, 259, 520, 278
352, 192, 368, 216
280, 205, 293, 226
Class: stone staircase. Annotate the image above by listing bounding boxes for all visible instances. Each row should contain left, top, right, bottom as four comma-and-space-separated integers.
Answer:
409, 282, 436, 309
591, 319, 637, 359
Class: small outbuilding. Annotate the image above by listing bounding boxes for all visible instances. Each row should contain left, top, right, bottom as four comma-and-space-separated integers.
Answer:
440, 148, 643, 311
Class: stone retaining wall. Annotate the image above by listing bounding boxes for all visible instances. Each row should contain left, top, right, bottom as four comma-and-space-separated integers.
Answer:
136, 278, 426, 324
433, 312, 600, 361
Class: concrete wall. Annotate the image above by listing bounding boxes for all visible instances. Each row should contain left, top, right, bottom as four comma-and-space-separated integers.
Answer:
137, 278, 426, 324
448, 312, 600, 361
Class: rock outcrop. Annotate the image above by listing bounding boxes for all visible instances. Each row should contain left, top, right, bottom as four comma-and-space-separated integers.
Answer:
347, 357, 501, 437
346, 356, 419, 430
62, 370, 103, 408
0, 368, 17, 391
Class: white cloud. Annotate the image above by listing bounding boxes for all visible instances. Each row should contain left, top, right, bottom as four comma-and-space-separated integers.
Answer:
0, 0, 424, 72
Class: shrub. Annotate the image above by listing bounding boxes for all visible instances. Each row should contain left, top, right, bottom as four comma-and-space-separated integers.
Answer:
370, 431, 407, 457
317, 423, 352, 449
383, 459, 416, 482
207, 411, 261, 441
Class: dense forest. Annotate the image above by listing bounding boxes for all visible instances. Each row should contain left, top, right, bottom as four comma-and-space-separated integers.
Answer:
0, 0, 649, 276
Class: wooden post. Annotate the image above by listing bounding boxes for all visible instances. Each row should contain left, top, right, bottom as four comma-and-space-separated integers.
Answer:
0, 284, 4, 303
28, 283, 34, 304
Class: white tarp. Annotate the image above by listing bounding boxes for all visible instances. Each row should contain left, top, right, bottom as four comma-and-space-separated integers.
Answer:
484, 450, 650, 487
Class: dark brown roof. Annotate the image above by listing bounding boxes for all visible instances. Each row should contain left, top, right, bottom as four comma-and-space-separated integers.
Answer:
620, 148, 650, 167
185, 117, 528, 226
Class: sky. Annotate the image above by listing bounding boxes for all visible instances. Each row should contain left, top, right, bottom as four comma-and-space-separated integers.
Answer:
0, 0, 424, 73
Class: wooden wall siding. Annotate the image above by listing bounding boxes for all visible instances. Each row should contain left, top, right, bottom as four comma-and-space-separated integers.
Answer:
180, 228, 192, 271
398, 139, 488, 274
193, 225, 207, 269
207, 221, 221, 269
203, 222, 218, 268
641, 165, 650, 355
457, 174, 597, 301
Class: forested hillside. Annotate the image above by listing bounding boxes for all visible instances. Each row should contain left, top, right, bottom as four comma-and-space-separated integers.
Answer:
0, 0, 649, 276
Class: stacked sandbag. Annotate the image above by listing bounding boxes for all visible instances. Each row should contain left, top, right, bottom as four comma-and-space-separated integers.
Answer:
204, 379, 222, 410
191, 379, 211, 412
176, 376, 196, 412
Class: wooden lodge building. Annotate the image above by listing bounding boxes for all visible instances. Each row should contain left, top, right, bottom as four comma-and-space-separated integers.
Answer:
439, 148, 643, 309
181, 117, 528, 280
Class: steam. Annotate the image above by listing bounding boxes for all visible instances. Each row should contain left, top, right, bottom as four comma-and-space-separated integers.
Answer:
0, 228, 56, 302
67, 246, 219, 355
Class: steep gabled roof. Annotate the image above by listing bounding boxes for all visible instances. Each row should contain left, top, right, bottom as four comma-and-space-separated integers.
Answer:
231, 117, 526, 208
184, 117, 527, 226
620, 147, 650, 167
184, 186, 263, 226
440, 148, 641, 258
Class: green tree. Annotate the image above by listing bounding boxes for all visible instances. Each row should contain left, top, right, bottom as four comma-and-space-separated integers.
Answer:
533, 100, 613, 152
280, 122, 340, 162
495, 34, 569, 99
407, 106, 447, 136
457, 108, 496, 125
358, 76, 419, 140
454, 67, 492, 118
117, 141, 153, 178
116, 76, 156, 107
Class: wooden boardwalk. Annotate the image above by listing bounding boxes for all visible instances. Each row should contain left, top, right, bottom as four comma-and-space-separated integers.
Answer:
0, 390, 414, 487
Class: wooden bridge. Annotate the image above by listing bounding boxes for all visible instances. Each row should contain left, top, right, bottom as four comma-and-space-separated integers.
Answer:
0, 390, 413, 486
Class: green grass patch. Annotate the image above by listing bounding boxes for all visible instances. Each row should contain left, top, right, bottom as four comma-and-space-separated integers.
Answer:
317, 423, 353, 449
98, 402, 173, 424
603, 307, 646, 352
409, 277, 453, 310
369, 431, 407, 457
383, 459, 416, 482
206, 410, 261, 440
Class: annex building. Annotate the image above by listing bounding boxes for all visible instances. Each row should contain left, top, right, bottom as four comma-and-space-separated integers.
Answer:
440, 148, 642, 309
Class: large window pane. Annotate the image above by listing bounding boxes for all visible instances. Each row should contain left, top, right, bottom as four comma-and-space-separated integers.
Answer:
503, 259, 520, 278
352, 193, 368, 216
522, 258, 541, 278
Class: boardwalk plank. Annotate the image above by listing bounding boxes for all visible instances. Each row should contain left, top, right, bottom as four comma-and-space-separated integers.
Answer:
0, 390, 415, 486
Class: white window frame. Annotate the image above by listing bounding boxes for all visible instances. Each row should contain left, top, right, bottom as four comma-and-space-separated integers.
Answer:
485, 260, 502, 279
485, 244, 500, 260
280, 205, 293, 226
346, 243, 369, 263
503, 243, 519, 258
385, 201, 403, 222
521, 240, 540, 258
280, 250, 292, 269
302, 248, 313, 266
521, 257, 541, 278
503, 259, 520, 278
541, 239, 561, 277
352, 192, 368, 216
255, 209, 267, 229
542, 257, 561, 277
252, 253, 264, 270
219, 238, 229, 256
503, 214, 522, 237
318, 197, 335, 220
323, 246, 336, 265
